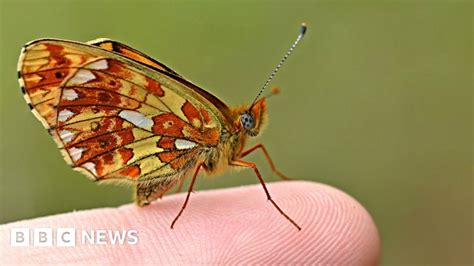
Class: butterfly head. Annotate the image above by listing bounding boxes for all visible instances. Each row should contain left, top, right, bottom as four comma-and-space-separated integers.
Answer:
239, 98, 268, 137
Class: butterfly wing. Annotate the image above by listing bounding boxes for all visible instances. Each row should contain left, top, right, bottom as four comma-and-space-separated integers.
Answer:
87, 38, 183, 77
18, 39, 227, 193
87, 38, 235, 123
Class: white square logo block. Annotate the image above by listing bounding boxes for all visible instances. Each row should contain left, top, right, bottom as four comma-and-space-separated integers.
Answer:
33, 228, 53, 246
56, 228, 76, 247
10, 228, 29, 246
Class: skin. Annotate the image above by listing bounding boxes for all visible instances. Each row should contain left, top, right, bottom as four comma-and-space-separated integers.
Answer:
0, 181, 380, 264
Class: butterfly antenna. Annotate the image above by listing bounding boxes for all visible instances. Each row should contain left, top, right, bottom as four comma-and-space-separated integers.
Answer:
250, 22, 307, 107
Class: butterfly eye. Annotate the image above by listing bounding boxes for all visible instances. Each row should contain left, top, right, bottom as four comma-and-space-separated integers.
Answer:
240, 113, 255, 130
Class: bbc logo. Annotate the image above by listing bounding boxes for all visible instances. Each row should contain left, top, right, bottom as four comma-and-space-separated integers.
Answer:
11, 228, 139, 246
11, 228, 76, 247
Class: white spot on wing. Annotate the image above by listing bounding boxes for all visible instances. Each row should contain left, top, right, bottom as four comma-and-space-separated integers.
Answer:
69, 69, 95, 84
175, 139, 197, 150
59, 130, 75, 143
63, 89, 78, 100
82, 162, 97, 176
58, 109, 75, 122
68, 147, 85, 161
88, 59, 108, 70
119, 110, 153, 130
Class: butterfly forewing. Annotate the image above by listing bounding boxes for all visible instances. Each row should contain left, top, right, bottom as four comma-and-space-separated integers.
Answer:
87, 38, 183, 78
88, 39, 235, 125
18, 39, 223, 185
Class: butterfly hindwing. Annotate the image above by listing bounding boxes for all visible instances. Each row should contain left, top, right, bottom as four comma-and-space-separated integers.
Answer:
18, 39, 222, 188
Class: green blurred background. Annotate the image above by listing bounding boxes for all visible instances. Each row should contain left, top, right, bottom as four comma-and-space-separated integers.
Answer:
0, 0, 471, 264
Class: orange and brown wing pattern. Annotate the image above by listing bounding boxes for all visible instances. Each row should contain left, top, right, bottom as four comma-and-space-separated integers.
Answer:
87, 38, 182, 77
88, 38, 235, 127
18, 41, 94, 128
18, 39, 222, 184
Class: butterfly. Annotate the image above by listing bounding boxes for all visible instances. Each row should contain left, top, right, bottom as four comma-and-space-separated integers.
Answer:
17, 23, 306, 230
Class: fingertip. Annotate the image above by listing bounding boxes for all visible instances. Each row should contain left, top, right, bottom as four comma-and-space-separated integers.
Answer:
0, 181, 380, 264
262, 181, 381, 265
205, 181, 381, 265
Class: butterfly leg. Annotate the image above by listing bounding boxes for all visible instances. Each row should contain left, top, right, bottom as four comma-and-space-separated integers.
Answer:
171, 162, 203, 229
240, 144, 290, 180
230, 160, 301, 231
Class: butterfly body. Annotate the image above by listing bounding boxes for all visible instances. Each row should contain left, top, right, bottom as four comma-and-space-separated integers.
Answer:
18, 27, 305, 230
